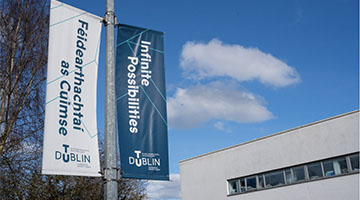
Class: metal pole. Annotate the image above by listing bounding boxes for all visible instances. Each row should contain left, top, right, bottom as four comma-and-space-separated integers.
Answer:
104, 0, 118, 199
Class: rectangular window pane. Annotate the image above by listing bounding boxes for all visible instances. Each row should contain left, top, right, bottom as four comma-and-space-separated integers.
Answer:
239, 178, 246, 193
350, 154, 359, 171
323, 157, 348, 177
228, 179, 239, 194
308, 162, 323, 180
292, 166, 306, 182
265, 170, 285, 188
246, 176, 257, 191
284, 169, 293, 184
258, 175, 265, 189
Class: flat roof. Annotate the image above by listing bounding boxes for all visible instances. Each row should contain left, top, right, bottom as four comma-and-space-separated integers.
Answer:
180, 110, 359, 164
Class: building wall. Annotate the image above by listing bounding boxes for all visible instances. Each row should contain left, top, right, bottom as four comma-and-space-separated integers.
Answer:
180, 111, 359, 200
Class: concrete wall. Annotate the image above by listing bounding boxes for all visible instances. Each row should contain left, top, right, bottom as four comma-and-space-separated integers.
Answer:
180, 111, 359, 200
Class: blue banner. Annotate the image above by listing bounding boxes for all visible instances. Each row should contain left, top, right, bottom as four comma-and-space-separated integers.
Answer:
115, 25, 169, 180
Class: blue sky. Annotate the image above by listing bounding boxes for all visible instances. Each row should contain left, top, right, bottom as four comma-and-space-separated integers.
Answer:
59, 0, 358, 199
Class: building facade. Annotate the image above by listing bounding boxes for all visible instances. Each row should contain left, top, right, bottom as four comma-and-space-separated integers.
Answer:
180, 111, 359, 200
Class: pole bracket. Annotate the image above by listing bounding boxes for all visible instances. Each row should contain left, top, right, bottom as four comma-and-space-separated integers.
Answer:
101, 167, 121, 182
103, 11, 117, 26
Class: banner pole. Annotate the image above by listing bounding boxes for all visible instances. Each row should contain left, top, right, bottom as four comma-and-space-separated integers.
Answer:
104, 0, 118, 199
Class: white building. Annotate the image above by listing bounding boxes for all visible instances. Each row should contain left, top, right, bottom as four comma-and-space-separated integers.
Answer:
180, 110, 359, 200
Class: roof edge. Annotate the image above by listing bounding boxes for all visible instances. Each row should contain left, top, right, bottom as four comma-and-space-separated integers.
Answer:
179, 110, 359, 164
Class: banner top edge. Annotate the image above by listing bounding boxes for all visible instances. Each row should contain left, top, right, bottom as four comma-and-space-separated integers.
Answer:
51, 0, 103, 22
118, 23, 164, 35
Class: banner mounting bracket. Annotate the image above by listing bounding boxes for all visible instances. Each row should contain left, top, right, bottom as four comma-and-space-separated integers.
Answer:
103, 11, 117, 26
101, 167, 121, 181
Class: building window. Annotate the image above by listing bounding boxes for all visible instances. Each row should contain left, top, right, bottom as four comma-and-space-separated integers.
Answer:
258, 175, 265, 189
292, 165, 306, 182
265, 170, 285, 188
246, 176, 257, 191
227, 152, 359, 196
239, 178, 246, 192
323, 157, 348, 177
284, 169, 293, 184
349, 154, 359, 171
228, 179, 239, 194
308, 162, 323, 180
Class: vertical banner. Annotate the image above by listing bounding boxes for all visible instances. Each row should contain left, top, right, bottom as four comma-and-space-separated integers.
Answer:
42, 0, 102, 177
116, 25, 169, 180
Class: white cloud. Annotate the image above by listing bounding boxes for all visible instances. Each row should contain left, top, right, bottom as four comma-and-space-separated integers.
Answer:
214, 121, 232, 133
180, 39, 300, 87
147, 174, 181, 200
214, 121, 225, 131
167, 82, 274, 129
